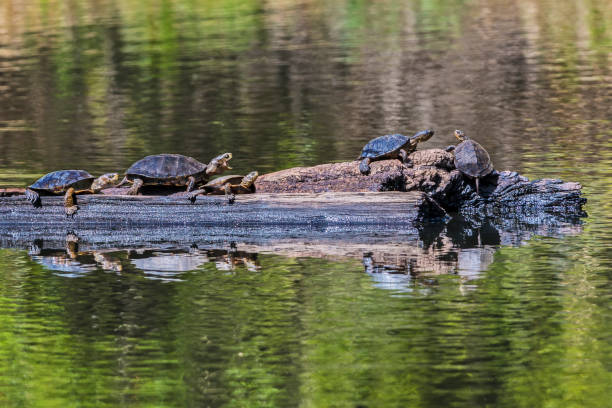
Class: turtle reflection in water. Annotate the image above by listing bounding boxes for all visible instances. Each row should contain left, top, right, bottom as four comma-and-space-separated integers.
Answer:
210, 246, 260, 272
446, 130, 494, 194
119, 153, 232, 195
187, 171, 258, 204
25, 170, 120, 217
27, 234, 98, 276
357, 129, 434, 175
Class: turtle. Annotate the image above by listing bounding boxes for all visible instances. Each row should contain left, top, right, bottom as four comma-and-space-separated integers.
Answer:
446, 130, 494, 194
357, 129, 435, 175
187, 171, 258, 204
25, 170, 120, 217
119, 153, 232, 195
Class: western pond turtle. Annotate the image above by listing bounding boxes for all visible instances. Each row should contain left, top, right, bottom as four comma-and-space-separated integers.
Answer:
447, 130, 494, 194
358, 129, 434, 175
25, 170, 120, 217
120, 153, 232, 195
188, 171, 258, 204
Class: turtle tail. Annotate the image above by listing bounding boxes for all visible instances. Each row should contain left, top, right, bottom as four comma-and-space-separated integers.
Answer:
25, 189, 42, 208
475, 178, 480, 195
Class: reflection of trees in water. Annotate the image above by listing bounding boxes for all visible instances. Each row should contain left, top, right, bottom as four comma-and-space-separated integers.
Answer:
0, 0, 609, 181
0, 206, 601, 407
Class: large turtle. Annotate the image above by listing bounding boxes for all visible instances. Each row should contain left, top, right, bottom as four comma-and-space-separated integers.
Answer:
119, 153, 232, 195
187, 171, 258, 204
25, 170, 120, 217
357, 129, 434, 175
447, 130, 494, 194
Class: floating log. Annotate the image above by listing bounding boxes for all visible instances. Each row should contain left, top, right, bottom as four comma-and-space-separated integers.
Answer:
0, 148, 585, 249
0, 191, 446, 247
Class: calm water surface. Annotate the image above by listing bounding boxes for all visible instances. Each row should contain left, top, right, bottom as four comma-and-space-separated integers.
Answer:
1, 0, 611, 407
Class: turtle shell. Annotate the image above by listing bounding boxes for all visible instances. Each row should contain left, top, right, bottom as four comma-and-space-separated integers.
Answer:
125, 154, 208, 180
454, 140, 493, 178
29, 170, 95, 193
358, 134, 410, 160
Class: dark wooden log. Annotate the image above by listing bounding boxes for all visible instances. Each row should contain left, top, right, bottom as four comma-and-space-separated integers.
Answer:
0, 192, 446, 247
255, 149, 587, 223
0, 185, 583, 281
0, 148, 585, 249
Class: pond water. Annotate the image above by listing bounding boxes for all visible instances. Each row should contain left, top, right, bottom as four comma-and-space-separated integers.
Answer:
0, 0, 611, 407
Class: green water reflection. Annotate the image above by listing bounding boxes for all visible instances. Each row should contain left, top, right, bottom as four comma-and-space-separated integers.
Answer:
0, 237, 610, 407
1, 0, 608, 180
0, 0, 611, 406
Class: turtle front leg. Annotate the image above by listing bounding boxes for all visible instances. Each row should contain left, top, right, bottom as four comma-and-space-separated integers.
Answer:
126, 178, 143, 195
399, 149, 413, 168
64, 187, 79, 218
25, 189, 42, 208
186, 176, 196, 193
359, 158, 371, 175
187, 189, 206, 204
445, 145, 456, 153
224, 184, 236, 205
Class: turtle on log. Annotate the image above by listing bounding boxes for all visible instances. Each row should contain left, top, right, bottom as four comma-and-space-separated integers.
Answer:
119, 153, 232, 195
446, 130, 494, 194
25, 170, 120, 217
357, 129, 434, 175
187, 171, 258, 204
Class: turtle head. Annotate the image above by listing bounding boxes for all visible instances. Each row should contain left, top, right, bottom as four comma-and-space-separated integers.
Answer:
241, 171, 259, 188
417, 129, 435, 142
206, 153, 233, 176
454, 129, 468, 141
91, 173, 121, 192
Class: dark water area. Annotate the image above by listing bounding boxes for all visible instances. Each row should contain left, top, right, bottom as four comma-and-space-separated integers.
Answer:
1, 0, 611, 407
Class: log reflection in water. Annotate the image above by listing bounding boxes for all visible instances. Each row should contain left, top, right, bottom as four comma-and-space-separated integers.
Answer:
18, 215, 583, 291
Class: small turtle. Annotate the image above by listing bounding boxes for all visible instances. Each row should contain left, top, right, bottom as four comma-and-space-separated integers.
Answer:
446, 130, 494, 194
188, 171, 258, 204
25, 170, 120, 217
119, 153, 232, 195
357, 129, 435, 175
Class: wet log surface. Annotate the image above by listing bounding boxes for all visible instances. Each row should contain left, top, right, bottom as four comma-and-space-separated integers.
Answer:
255, 148, 587, 223
0, 192, 445, 247
0, 176, 584, 279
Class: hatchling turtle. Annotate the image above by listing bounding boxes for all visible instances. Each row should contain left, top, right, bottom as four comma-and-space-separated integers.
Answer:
119, 153, 232, 195
357, 129, 435, 175
25, 170, 120, 217
187, 171, 258, 204
447, 130, 494, 194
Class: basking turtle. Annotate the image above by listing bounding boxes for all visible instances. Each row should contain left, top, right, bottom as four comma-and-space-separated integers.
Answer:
188, 171, 258, 204
120, 153, 232, 195
447, 130, 494, 194
25, 170, 120, 217
357, 129, 435, 175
